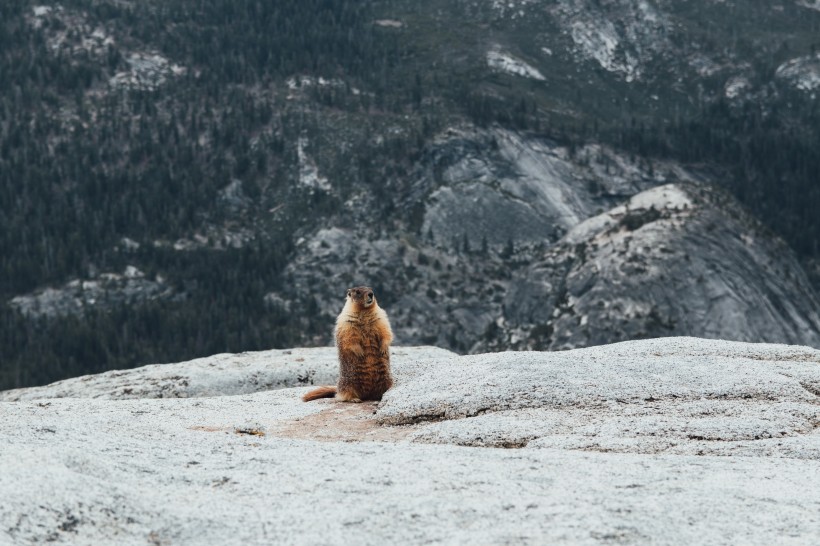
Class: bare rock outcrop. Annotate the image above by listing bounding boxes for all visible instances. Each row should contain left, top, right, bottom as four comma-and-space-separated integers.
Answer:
0, 346, 454, 402
2, 338, 820, 544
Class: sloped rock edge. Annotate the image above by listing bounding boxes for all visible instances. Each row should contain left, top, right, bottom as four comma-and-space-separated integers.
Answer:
0, 346, 455, 402
375, 338, 820, 457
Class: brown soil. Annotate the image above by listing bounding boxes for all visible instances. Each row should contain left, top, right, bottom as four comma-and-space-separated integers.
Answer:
270, 400, 417, 443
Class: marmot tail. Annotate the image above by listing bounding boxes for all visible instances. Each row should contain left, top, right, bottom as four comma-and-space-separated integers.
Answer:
302, 386, 337, 402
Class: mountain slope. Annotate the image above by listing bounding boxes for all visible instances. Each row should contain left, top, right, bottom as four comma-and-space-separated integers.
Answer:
2, 0, 820, 388
281, 127, 820, 352
499, 184, 820, 350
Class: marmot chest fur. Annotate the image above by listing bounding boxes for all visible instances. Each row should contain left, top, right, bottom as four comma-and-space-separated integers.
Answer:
302, 286, 394, 402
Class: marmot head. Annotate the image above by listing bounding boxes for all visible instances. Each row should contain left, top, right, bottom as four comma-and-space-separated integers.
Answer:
346, 286, 376, 309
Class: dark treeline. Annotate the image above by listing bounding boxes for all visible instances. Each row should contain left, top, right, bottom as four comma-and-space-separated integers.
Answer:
0, 243, 305, 389
616, 99, 820, 257
0, 0, 411, 389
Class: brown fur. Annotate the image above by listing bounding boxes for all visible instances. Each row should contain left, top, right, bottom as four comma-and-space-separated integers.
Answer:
302, 286, 394, 403
301, 385, 337, 401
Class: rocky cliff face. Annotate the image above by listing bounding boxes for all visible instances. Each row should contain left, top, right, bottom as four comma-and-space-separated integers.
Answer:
280, 126, 820, 352
497, 184, 820, 350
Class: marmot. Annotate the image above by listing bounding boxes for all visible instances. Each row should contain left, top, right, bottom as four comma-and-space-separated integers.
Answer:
302, 286, 394, 403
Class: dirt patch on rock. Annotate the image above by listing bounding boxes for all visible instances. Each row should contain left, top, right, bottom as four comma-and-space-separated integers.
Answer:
270, 401, 417, 443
